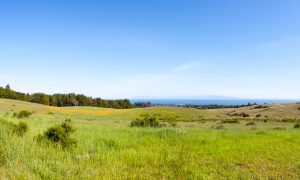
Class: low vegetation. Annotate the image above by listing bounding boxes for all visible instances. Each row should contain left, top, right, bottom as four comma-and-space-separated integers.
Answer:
0, 99, 300, 179
13, 110, 33, 119
246, 122, 256, 126
227, 111, 250, 117
221, 119, 240, 124
130, 114, 176, 128
0, 118, 29, 136
37, 119, 77, 148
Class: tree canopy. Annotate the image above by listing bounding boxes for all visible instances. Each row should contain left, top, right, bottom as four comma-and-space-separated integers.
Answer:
0, 85, 132, 109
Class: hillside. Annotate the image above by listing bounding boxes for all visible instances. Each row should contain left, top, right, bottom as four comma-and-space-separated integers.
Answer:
0, 98, 300, 178
1, 98, 300, 121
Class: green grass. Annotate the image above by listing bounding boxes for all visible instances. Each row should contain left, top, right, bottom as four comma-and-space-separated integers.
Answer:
0, 99, 300, 179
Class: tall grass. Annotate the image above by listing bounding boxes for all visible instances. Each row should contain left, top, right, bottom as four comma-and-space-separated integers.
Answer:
0, 115, 300, 179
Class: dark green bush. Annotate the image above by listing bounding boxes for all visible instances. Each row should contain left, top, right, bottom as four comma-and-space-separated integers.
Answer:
12, 112, 18, 118
294, 123, 300, 129
251, 105, 268, 109
221, 119, 240, 124
130, 114, 175, 128
16, 110, 32, 118
211, 124, 225, 130
0, 149, 6, 167
227, 112, 250, 117
41, 120, 77, 148
131, 114, 161, 128
273, 127, 286, 130
13, 121, 29, 136
246, 122, 256, 126
0, 119, 29, 137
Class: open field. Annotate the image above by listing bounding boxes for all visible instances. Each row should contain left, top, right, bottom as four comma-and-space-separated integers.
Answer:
0, 99, 300, 179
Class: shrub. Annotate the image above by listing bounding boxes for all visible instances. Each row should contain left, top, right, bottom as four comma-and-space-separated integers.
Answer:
273, 127, 286, 130
130, 114, 175, 128
16, 110, 32, 118
12, 112, 18, 118
211, 124, 225, 130
131, 114, 161, 128
65, 118, 72, 123
40, 120, 77, 148
0, 149, 6, 167
221, 119, 239, 124
227, 112, 250, 117
246, 122, 256, 126
256, 114, 261, 118
251, 105, 268, 109
294, 123, 300, 129
0, 119, 29, 137
13, 121, 29, 136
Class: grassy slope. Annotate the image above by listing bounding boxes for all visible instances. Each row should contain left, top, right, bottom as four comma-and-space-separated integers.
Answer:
0, 99, 300, 179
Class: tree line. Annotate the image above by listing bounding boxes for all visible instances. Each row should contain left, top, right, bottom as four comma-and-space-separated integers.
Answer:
0, 85, 133, 109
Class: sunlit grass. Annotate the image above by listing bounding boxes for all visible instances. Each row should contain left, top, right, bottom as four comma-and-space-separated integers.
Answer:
0, 99, 300, 179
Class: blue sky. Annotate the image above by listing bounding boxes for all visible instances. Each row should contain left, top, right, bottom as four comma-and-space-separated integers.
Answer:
0, 0, 300, 99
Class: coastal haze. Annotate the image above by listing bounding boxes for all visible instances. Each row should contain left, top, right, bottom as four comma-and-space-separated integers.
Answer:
130, 99, 299, 106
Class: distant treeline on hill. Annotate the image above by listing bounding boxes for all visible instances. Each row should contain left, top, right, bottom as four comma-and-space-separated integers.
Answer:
0, 85, 133, 109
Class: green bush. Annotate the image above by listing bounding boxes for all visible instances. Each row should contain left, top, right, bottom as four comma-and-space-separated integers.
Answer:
227, 112, 250, 117
211, 124, 225, 130
246, 122, 256, 126
41, 120, 77, 148
13, 121, 29, 136
221, 119, 240, 124
294, 123, 300, 129
273, 127, 286, 130
0, 149, 6, 167
130, 114, 176, 128
251, 105, 268, 109
131, 114, 161, 128
15, 110, 32, 119
0, 119, 29, 137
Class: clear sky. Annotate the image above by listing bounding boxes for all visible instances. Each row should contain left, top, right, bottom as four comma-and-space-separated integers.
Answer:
0, 0, 300, 99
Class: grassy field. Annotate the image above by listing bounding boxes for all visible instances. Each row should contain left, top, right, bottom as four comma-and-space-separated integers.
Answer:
0, 99, 300, 179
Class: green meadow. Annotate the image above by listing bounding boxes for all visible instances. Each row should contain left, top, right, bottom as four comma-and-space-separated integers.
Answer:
0, 99, 300, 179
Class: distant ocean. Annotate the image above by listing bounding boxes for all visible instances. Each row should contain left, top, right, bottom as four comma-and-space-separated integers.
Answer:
130, 99, 299, 106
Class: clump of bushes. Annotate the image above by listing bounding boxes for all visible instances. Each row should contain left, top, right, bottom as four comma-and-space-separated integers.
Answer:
294, 123, 300, 129
13, 110, 33, 119
37, 119, 77, 148
0, 119, 29, 137
256, 114, 261, 118
0, 149, 6, 167
221, 119, 240, 124
273, 127, 286, 130
251, 105, 268, 109
130, 114, 176, 128
246, 122, 256, 126
227, 112, 250, 118
211, 124, 225, 130
281, 118, 299, 123
13, 121, 29, 136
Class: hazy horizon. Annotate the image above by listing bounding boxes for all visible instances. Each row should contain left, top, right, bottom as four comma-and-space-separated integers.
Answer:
1, 0, 300, 99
